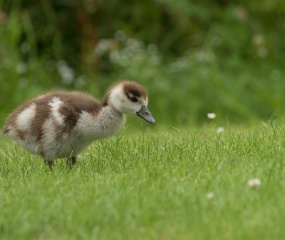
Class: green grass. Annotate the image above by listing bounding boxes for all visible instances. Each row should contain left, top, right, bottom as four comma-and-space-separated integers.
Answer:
1, 122, 285, 240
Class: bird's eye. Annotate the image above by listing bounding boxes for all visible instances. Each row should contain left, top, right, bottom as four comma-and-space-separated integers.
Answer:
130, 97, 138, 102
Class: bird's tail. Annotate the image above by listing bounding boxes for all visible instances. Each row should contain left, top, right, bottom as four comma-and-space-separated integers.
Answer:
1, 126, 10, 136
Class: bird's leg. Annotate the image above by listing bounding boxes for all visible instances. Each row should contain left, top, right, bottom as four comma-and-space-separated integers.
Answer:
44, 160, 54, 169
66, 156, 76, 168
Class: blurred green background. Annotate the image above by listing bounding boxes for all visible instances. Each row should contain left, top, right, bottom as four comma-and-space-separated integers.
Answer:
0, 0, 285, 127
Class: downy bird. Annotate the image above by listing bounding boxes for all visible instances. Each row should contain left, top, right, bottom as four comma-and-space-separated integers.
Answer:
1, 81, 155, 167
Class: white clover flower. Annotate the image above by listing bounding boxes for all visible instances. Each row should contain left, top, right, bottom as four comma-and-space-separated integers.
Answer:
207, 113, 216, 119
247, 178, 261, 189
206, 192, 215, 201
216, 127, 224, 134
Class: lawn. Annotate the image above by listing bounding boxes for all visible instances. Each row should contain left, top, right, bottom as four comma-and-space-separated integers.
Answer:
1, 122, 285, 240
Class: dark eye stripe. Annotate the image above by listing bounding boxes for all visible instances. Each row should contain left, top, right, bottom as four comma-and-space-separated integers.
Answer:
130, 96, 138, 102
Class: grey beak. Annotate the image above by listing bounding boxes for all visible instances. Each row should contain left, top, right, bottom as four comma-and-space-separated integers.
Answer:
136, 106, 156, 125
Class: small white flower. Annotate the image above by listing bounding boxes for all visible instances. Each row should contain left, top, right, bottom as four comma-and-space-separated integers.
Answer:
247, 178, 261, 189
216, 127, 224, 134
207, 113, 216, 119
206, 192, 215, 200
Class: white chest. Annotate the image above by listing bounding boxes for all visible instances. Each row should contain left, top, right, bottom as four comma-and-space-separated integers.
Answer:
75, 107, 126, 140
44, 107, 126, 159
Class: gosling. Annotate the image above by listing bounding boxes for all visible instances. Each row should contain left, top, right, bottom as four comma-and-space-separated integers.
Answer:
1, 81, 156, 167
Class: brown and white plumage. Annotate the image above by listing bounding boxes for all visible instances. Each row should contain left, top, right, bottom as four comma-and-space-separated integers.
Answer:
1, 81, 155, 167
